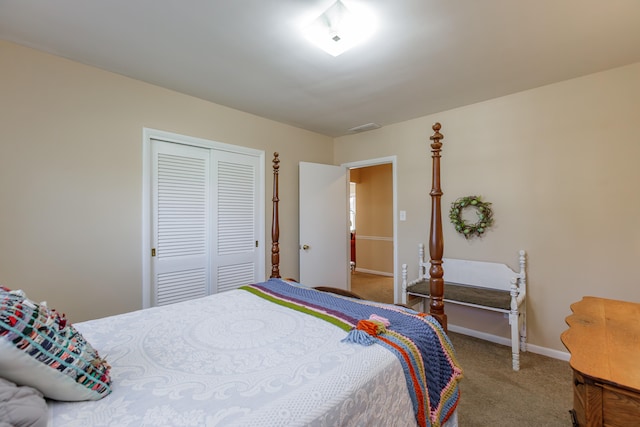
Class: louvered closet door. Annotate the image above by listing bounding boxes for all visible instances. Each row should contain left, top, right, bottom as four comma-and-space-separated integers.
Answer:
151, 140, 211, 306
212, 151, 261, 293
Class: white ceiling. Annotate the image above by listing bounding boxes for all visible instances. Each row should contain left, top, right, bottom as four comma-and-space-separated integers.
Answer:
2, 0, 639, 137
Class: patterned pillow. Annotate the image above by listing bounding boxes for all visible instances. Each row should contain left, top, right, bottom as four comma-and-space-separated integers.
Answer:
0, 286, 111, 401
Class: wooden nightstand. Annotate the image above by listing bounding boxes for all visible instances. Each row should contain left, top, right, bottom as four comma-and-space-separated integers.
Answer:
561, 297, 640, 426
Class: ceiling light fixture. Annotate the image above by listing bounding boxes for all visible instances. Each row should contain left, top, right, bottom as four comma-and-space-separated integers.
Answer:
302, 1, 376, 57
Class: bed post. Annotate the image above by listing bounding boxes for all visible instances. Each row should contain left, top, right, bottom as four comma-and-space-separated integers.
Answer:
429, 123, 447, 330
270, 153, 281, 278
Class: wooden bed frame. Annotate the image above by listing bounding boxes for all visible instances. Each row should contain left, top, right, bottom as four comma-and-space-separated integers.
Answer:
267, 121, 448, 330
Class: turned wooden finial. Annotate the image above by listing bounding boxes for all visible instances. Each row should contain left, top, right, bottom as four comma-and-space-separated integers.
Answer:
430, 122, 443, 150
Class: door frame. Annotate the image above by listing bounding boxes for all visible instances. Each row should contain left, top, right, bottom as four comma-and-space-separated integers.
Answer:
341, 156, 398, 303
142, 128, 265, 309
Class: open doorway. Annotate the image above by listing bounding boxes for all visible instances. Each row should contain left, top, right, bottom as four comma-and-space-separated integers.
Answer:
344, 159, 396, 304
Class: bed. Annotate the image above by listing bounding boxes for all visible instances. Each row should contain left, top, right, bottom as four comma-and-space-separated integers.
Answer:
1, 134, 461, 427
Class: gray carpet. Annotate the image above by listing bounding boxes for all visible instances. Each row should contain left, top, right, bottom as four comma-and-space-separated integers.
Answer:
449, 332, 573, 426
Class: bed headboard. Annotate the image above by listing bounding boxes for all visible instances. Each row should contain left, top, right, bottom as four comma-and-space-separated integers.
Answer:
442, 254, 526, 291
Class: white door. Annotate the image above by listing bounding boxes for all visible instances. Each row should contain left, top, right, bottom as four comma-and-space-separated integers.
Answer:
152, 140, 211, 306
150, 137, 264, 307
299, 162, 349, 289
212, 151, 262, 292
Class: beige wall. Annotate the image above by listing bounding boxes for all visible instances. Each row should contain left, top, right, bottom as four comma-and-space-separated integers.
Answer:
352, 164, 393, 274
3, 39, 639, 354
334, 62, 640, 353
0, 41, 333, 322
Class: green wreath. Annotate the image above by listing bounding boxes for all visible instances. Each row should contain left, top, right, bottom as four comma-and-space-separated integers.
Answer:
449, 196, 494, 238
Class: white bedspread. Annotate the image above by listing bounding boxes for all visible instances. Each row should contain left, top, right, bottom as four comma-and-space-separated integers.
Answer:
48, 288, 457, 427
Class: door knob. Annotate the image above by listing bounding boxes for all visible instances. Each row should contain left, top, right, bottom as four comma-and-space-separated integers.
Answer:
302, 244, 310, 250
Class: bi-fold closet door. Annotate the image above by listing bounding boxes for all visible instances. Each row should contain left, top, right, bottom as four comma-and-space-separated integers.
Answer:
149, 138, 263, 307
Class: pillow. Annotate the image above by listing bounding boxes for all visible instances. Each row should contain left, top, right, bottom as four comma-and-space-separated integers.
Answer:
0, 286, 111, 401
0, 377, 48, 427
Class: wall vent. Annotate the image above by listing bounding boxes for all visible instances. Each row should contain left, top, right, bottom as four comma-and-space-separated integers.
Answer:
348, 122, 381, 133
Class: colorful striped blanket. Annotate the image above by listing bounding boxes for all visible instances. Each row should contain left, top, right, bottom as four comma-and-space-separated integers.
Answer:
241, 279, 463, 427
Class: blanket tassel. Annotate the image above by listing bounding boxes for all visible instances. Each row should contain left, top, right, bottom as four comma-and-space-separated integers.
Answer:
341, 318, 388, 346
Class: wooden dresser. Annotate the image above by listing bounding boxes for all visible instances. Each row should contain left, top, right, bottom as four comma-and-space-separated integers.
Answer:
561, 297, 640, 426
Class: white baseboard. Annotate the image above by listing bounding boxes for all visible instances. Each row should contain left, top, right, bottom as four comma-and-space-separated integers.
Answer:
448, 324, 570, 362
353, 268, 393, 277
